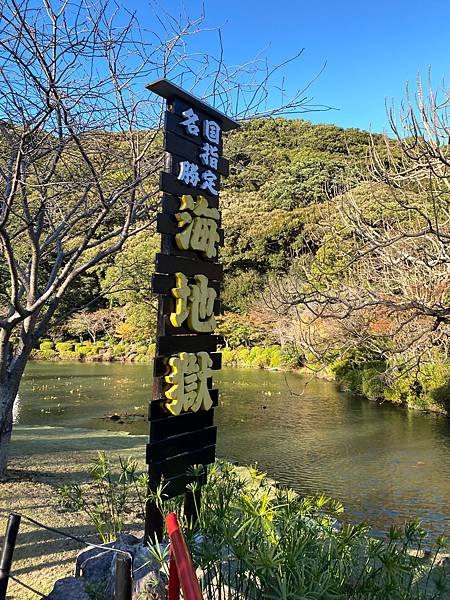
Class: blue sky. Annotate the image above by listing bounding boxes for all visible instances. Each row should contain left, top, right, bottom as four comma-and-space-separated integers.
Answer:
138, 0, 450, 133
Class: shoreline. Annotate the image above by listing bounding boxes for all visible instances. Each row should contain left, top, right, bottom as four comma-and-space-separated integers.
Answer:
29, 352, 450, 418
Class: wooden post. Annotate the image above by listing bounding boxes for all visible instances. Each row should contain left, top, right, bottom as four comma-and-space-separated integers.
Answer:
144, 79, 240, 540
114, 553, 132, 600
0, 512, 21, 600
144, 164, 173, 544
144, 493, 163, 544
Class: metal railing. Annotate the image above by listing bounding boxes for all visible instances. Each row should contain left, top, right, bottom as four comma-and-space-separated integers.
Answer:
0, 511, 132, 599
0, 510, 203, 599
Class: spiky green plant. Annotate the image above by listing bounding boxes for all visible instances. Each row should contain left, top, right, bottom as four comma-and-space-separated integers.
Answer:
148, 461, 449, 600
58, 452, 148, 543
61, 456, 449, 598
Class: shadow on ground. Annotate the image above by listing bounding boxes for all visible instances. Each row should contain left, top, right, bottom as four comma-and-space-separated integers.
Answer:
1, 425, 148, 599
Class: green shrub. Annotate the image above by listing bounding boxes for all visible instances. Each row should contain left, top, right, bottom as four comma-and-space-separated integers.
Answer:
327, 349, 450, 413
329, 350, 388, 397
220, 345, 290, 369
147, 343, 156, 356
134, 354, 152, 363
280, 344, 303, 369
136, 345, 148, 355
62, 455, 450, 598
77, 345, 94, 357
221, 347, 235, 366
33, 349, 57, 360
55, 341, 74, 353
248, 346, 262, 367
361, 361, 386, 400
58, 350, 82, 361
384, 375, 410, 405
385, 361, 450, 412
112, 343, 126, 355
235, 346, 251, 366
39, 340, 54, 351
329, 357, 363, 393
247, 346, 276, 368
58, 452, 147, 543
268, 346, 283, 368
425, 362, 450, 411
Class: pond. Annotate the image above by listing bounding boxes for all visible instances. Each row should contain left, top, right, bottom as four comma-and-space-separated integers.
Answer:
15, 361, 450, 538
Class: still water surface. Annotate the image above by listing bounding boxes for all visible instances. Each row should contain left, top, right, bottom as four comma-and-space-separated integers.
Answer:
17, 362, 450, 537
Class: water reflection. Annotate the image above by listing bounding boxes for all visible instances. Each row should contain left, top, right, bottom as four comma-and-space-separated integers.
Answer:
17, 362, 450, 537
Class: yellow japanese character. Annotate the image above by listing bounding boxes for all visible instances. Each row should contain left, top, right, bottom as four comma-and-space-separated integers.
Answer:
164, 351, 214, 415
164, 352, 199, 415
179, 195, 220, 220
187, 274, 216, 333
175, 212, 220, 259
176, 195, 220, 258
170, 273, 217, 333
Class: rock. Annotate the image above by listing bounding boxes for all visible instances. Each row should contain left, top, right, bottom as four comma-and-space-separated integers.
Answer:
437, 555, 450, 567
44, 576, 91, 600
128, 529, 145, 539
120, 541, 165, 600
330, 517, 342, 532
133, 570, 166, 600
78, 547, 115, 585
115, 532, 141, 548
60, 533, 166, 600
407, 547, 434, 561
75, 541, 115, 578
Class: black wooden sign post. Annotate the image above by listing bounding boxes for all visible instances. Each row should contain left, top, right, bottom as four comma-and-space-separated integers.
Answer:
145, 79, 239, 541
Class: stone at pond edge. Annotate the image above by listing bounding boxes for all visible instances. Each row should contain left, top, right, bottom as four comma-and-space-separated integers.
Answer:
47, 531, 167, 600
44, 576, 91, 600
75, 540, 116, 581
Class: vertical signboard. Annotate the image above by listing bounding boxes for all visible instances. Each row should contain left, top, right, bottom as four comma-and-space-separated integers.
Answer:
145, 79, 239, 538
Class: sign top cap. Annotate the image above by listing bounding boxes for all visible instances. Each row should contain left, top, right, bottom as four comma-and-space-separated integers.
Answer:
146, 78, 240, 132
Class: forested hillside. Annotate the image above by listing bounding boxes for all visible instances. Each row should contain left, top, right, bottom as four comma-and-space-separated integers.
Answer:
29, 118, 373, 346
221, 119, 379, 313
25, 117, 450, 414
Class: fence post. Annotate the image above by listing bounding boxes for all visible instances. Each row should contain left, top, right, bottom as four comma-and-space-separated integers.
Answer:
144, 494, 163, 544
0, 512, 21, 600
114, 553, 132, 600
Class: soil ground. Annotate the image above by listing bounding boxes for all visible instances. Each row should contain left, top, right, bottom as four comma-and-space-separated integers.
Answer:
0, 425, 147, 599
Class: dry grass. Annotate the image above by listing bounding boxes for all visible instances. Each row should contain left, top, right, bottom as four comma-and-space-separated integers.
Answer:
0, 425, 147, 599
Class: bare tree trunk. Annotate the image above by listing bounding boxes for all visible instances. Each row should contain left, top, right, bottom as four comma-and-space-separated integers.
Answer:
0, 377, 20, 477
